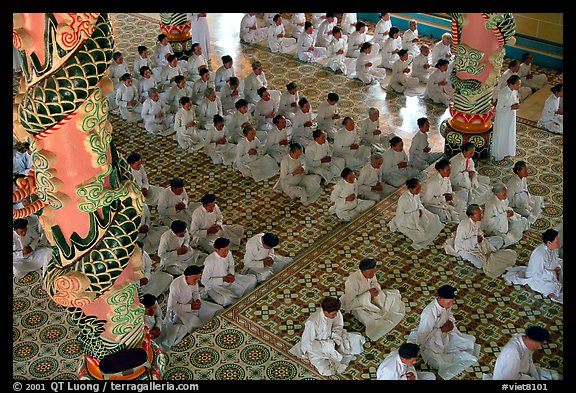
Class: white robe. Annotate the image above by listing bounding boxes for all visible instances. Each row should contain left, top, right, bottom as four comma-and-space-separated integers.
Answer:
141, 98, 174, 136
389, 58, 419, 93
242, 233, 293, 284
278, 90, 300, 122
191, 78, 214, 106
200, 250, 257, 307
268, 23, 297, 54
374, 19, 392, 47
333, 127, 371, 170
382, 148, 423, 188
518, 62, 548, 91
430, 41, 452, 66
143, 300, 188, 353
139, 249, 173, 298
491, 85, 518, 161
174, 107, 203, 151
411, 53, 432, 83
137, 204, 169, 255
157, 186, 200, 226
379, 36, 400, 69
130, 164, 162, 206
225, 110, 255, 143
166, 84, 193, 113
115, 84, 142, 122
481, 194, 529, 247
288, 13, 306, 39
356, 52, 386, 84
376, 350, 436, 380
157, 229, 204, 276
279, 153, 322, 205
133, 55, 149, 80
254, 98, 277, 131
304, 140, 345, 184
13, 228, 52, 279
402, 28, 420, 58
240, 14, 267, 44
289, 309, 365, 376
341, 13, 357, 36
310, 13, 325, 30
408, 131, 444, 171
505, 174, 545, 224
138, 76, 157, 101
265, 124, 291, 163
109, 61, 130, 92
154, 42, 173, 68
12, 150, 31, 176
449, 152, 492, 205
329, 178, 375, 222
220, 83, 244, 113
356, 162, 396, 201
389, 190, 445, 250
296, 32, 327, 63
340, 270, 406, 341
316, 18, 338, 48
189, 204, 244, 253
186, 53, 209, 82
197, 96, 223, 129
421, 172, 466, 224
202, 124, 237, 165
425, 68, 452, 106
347, 31, 380, 58
357, 117, 390, 150
159, 64, 183, 91
326, 36, 355, 76
291, 108, 315, 147
244, 71, 280, 106
234, 136, 279, 181
497, 69, 532, 102
315, 101, 340, 140
537, 94, 562, 134
214, 65, 235, 92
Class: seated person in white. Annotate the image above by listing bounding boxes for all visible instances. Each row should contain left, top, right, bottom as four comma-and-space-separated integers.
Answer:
132, 45, 150, 81
425, 59, 453, 106
157, 220, 205, 276
296, 22, 327, 63
357, 153, 397, 202
305, 129, 346, 185
518, 52, 549, 92
154, 33, 174, 69
288, 13, 306, 39
496, 59, 532, 103
382, 136, 424, 188
157, 177, 200, 227
137, 66, 158, 102
233, 126, 279, 182
347, 21, 380, 58
214, 55, 235, 92
166, 75, 193, 114
186, 43, 209, 82
197, 87, 223, 130
407, 285, 480, 381
290, 97, 316, 147
373, 13, 392, 47
239, 13, 267, 44
506, 160, 545, 224
253, 86, 278, 132
329, 167, 376, 222
277, 143, 322, 205
408, 117, 444, 171
263, 13, 277, 27
341, 13, 357, 36
430, 32, 453, 67
201, 237, 258, 307
278, 81, 300, 123
189, 193, 244, 253
334, 116, 372, 170
445, 204, 517, 278
137, 242, 173, 298
481, 183, 529, 248
137, 204, 169, 256
12, 142, 31, 176
355, 42, 387, 85
449, 142, 492, 205
315, 92, 342, 141
537, 83, 563, 134
326, 26, 355, 76
142, 293, 188, 353
115, 73, 142, 122
13, 218, 52, 279
389, 178, 445, 250
220, 76, 245, 115
389, 49, 419, 93
203, 114, 237, 166
490, 326, 561, 380
159, 55, 185, 91
310, 13, 326, 30
242, 232, 293, 284
377, 342, 436, 380
402, 20, 420, 59
315, 13, 338, 48
411, 44, 433, 83
379, 27, 401, 70
340, 258, 405, 341
141, 88, 174, 137
191, 68, 214, 106
225, 98, 256, 144
243, 61, 281, 106
127, 152, 163, 206
357, 107, 391, 152
265, 114, 292, 163
268, 14, 297, 54
174, 96, 203, 151
421, 159, 466, 224
289, 296, 366, 376
503, 229, 563, 304
108, 51, 130, 111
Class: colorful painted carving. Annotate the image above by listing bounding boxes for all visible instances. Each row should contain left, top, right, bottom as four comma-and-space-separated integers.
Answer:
159, 13, 193, 60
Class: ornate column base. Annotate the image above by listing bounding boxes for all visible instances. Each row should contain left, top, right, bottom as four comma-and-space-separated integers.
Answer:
440, 118, 493, 160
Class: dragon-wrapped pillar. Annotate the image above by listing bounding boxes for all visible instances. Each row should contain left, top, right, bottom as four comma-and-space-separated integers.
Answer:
159, 13, 193, 61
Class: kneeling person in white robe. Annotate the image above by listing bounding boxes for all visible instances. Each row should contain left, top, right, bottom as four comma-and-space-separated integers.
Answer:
13, 218, 52, 279
408, 117, 444, 172
421, 159, 466, 224
158, 220, 205, 276
137, 242, 173, 298
242, 232, 293, 284
233, 126, 280, 182
377, 342, 436, 380
157, 177, 200, 227
340, 258, 405, 341
142, 294, 186, 353
329, 167, 376, 222
127, 153, 163, 207
449, 142, 492, 206
277, 143, 322, 205
289, 296, 365, 376
407, 285, 480, 380
357, 153, 397, 202
305, 129, 346, 184
506, 161, 545, 225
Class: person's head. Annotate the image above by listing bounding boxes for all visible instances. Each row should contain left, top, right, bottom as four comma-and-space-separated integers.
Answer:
359, 258, 377, 279
508, 59, 520, 73
304, 21, 313, 33
406, 178, 421, 195
289, 142, 303, 159
417, 117, 429, 132
286, 81, 298, 93
320, 296, 341, 319
141, 294, 157, 316
167, 54, 178, 67
492, 183, 508, 200
360, 42, 372, 54
213, 237, 231, 257
389, 136, 404, 152
436, 284, 457, 308
213, 114, 225, 130
148, 88, 159, 101
356, 21, 366, 33
521, 52, 534, 65
441, 32, 452, 45
389, 26, 400, 39
551, 83, 563, 97
243, 126, 257, 141
13, 218, 28, 236
169, 177, 185, 194
191, 42, 202, 55
435, 58, 449, 71
138, 45, 148, 57
512, 160, 529, 178
435, 159, 451, 177
326, 13, 335, 22
524, 326, 550, 351
507, 74, 521, 90
273, 115, 286, 129
235, 98, 249, 113
173, 75, 185, 88
170, 220, 187, 237
370, 153, 384, 169
409, 19, 417, 31
127, 153, 142, 170
228, 76, 240, 89
312, 129, 326, 144
180, 96, 192, 110
332, 26, 342, 39
341, 167, 355, 183
327, 92, 339, 104
368, 107, 380, 122
398, 48, 409, 61
398, 343, 420, 367
466, 204, 483, 221
542, 229, 560, 250
221, 55, 233, 68
298, 98, 310, 112
121, 73, 133, 86
205, 87, 217, 101
158, 33, 168, 45
419, 44, 430, 56
251, 61, 263, 75
184, 265, 203, 286
262, 232, 280, 249
257, 86, 270, 100
113, 51, 123, 64
342, 116, 355, 131
200, 193, 217, 212
461, 142, 476, 158
199, 68, 210, 80
140, 66, 152, 78
273, 13, 283, 25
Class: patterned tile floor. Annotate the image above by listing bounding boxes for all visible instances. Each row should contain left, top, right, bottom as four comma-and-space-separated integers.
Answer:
13, 13, 562, 380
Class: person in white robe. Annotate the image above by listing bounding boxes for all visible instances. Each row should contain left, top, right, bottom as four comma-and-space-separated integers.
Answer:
191, 68, 214, 106
137, 66, 158, 102
157, 178, 200, 226
518, 52, 548, 92
421, 159, 466, 224
288, 13, 306, 39
189, 193, 244, 253
166, 265, 225, 339
489, 327, 561, 380
481, 183, 529, 247
265, 115, 292, 163
425, 59, 453, 106
445, 204, 517, 278
189, 13, 212, 59
289, 296, 365, 376
340, 13, 357, 36
496, 60, 532, 103
242, 232, 293, 284
154, 34, 174, 69
315, 13, 338, 48
142, 294, 188, 353
382, 136, 425, 188
197, 88, 223, 130
408, 117, 444, 171
537, 84, 563, 134
503, 229, 563, 304
253, 87, 278, 132
141, 89, 174, 136
402, 20, 420, 59
12, 142, 32, 176
326, 27, 355, 76
296, 22, 327, 63
157, 220, 205, 276
377, 343, 436, 380
108, 52, 130, 112
290, 98, 316, 147
334, 117, 372, 170
341, 258, 405, 341
407, 285, 480, 380
239, 13, 267, 44
491, 75, 521, 161
411, 45, 433, 83
174, 97, 203, 151
389, 49, 419, 93
201, 237, 258, 307
137, 205, 169, 256
373, 13, 392, 47
127, 153, 163, 207
355, 43, 387, 85
214, 55, 235, 92
315, 92, 342, 141
243, 61, 281, 106
379, 27, 401, 70
329, 167, 376, 222
430, 33, 453, 67
449, 142, 492, 206
357, 108, 391, 152
165, 76, 193, 114
277, 143, 322, 205
268, 14, 297, 54
202, 114, 237, 165
347, 22, 380, 58
278, 82, 300, 123
137, 244, 173, 298
305, 130, 346, 184
13, 218, 52, 279
115, 74, 142, 122
357, 154, 397, 202
389, 178, 444, 250
310, 13, 326, 30
506, 160, 545, 224
186, 43, 210, 83
225, 99, 257, 143
159, 55, 185, 91
233, 126, 279, 182
220, 77, 245, 114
